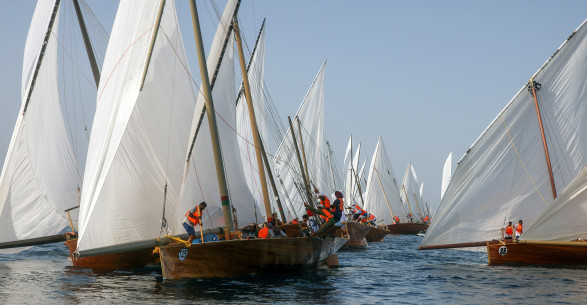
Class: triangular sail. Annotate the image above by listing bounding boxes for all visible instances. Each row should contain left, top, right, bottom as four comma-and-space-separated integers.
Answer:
77, 0, 195, 253
440, 152, 452, 200
0, 1, 80, 254
400, 163, 422, 220
422, 19, 587, 249
273, 62, 326, 217
363, 137, 404, 223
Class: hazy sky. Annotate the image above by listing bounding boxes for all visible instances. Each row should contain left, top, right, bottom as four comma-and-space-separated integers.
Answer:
1, 1, 586, 213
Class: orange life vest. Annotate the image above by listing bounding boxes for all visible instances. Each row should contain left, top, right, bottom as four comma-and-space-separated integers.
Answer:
368, 214, 375, 221
292, 219, 298, 224
321, 197, 331, 210
516, 224, 523, 234
505, 225, 513, 235
185, 207, 201, 226
319, 207, 334, 221
258, 227, 270, 239
423, 216, 429, 222
394, 216, 400, 223
332, 198, 344, 213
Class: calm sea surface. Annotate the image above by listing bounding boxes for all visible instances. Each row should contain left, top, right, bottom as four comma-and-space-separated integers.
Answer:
1, 235, 586, 304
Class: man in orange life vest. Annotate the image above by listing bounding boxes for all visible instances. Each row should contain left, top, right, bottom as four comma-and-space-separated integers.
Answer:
394, 215, 400, 224
502, 221, 514, 240
305, 202, 336, 238
331, 191, 344, 222
183, 201, 207, 244
515, 220, 523, 241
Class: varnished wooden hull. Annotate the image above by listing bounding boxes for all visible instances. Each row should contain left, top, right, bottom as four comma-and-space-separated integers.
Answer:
65, 238, 158, 270
278, 223, 302, 237
158, 236, 348, 279
487, 240, 587, 266
386, 223, 429, 235
366, 226, 389, 242
339, 222, 371, 247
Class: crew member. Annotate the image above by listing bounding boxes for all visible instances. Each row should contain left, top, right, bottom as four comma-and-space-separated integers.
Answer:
305, 203, 336, 238
331, 191, 344, 222
515, 220, 523, 241
502, 221, 514, 240
394, 215, 400, 224
183, 201, 207, 244
258, 223, 270, 239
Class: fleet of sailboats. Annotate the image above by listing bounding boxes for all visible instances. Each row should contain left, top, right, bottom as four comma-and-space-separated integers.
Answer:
1, 0, 585, 279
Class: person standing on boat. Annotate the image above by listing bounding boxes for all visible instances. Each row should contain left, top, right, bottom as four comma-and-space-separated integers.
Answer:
502, 221, 514, 240
394, 215, 400, 224
184, 202, 207, 244
305, 203, 336, 238
331, 191, 344, 222
515, 220, 523, 241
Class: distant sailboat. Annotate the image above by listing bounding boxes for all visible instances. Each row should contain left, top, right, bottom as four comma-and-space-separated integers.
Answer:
440, 152, 452, 200
420, 19, 587, 266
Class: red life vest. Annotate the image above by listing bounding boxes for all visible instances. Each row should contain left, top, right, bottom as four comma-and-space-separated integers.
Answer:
368, 214, 375, 221
319, 208, 334, 221
292, 219, 299, 224
258, 227, 270, 239
394, 216, 400, 223
185, 207, 201, 226
505, 225, 513, 235
516, 224, 523, 234
352, 204, 361, 214
423, 216, 429, 222
320, 197, 331, 210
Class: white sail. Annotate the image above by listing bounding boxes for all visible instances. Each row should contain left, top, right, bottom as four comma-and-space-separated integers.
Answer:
422, 19, 587, 248
523, 166, 587, 241
77, 0, 195, 253
235, 23, 270, 218
273, 62, 327, 217
363, 137, 404, 223
347, 143, 362, 205
0, 1, 80, 254
174, 0, 261, 230
440, 152, 452, 200
400, 163, 423, 219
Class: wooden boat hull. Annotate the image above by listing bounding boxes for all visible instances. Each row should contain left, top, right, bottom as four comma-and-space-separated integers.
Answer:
487, 240, 587, 266
65, 238, 158, 270
278, 223, 302, 237
158, 236, 348, 279
366, 226, 389, 242
386, 223, 429, 235
337, 222, 370, 247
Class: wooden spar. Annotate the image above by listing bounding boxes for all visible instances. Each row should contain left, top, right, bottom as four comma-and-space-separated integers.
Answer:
418, 240, 490, 250
412, 193, 424, 220
139, 0, 165, 91
352, 165, 366, 207
262, 147, 287, 222
326, 141, 337, 192
373, 167, 395, 220
0, 234, 67, 250
233, 19, 272, 219
288, 116, 315, 209
189, 0, 233, 231
296, 119, 312, 189
23, 0, 61, 115
530, 79, 557, 199
72, 0, 100, 87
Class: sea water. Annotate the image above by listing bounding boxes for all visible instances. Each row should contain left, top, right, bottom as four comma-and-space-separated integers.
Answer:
1, 235, 586, 304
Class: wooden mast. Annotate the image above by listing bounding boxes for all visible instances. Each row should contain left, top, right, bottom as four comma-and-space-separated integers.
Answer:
326, 141, 337, 192
296, 119, 312, 190
529, 79, 557, 199
189, 0, 234, 231
139, 0, 165, 91
72, 0, 100, 87
233, 18, 272, 220
288, 116, 315, 209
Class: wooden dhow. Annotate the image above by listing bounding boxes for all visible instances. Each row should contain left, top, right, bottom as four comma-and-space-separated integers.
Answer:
366, 226, 389, 242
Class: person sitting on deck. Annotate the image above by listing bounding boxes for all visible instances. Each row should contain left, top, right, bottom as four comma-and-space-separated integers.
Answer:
302, 214, 320, 234
502, 221, 514, 240
407, 213, 414, 223
305, 203, 336, 238
300, 215, 312, 237
515, 220, 523, 241
243, 223, 260, 239
183, 201, 207, 244
394, 215, 400, 224
423, 215, 430, 224
269, 224, 287, 238
258, 222, 270, 239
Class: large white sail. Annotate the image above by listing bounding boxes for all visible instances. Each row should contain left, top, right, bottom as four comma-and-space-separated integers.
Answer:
273, 62, 327, 217
440, 152, 452, 200
363, 137, 404, 224
235, 23, 270, 218
0, 1, 80, 254
422, 19, 587, 248
347, 143, 362, 205
77, 0, 195, 253
400, 163, 423, 219
523, 166, 587, 241
173, 0, 261, 230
